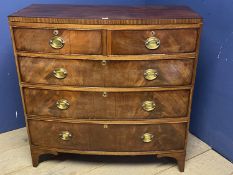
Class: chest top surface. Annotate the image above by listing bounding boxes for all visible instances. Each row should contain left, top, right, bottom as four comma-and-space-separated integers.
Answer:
8, 4, 202, 25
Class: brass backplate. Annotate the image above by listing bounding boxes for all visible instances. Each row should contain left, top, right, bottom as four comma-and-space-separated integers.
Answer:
49, 36, 65, 49
59, 131, 72, 141
142, 101, 156, 112
141, 133, 154, 143
53, 68, 67, 79
56, 99, 70, 110
144, 69, 158, 81
145, 36, 160, 50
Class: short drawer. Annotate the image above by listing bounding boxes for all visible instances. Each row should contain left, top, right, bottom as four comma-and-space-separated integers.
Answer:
24, 88, 190, 119
13, 28, 103, 55
19, 57, 194, 87
28, 120, 186, 151
111, 29, 198, 55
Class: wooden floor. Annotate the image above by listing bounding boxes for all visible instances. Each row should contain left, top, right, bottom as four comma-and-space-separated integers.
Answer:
0, 128, 232, 175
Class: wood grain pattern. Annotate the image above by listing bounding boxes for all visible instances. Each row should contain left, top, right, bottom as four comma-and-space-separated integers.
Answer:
8, 4, 202, 25
13, 28, 103, 55
183, 27, 202, 156
23, 88, 190, 119
28, 119, 187, 152
8, 5, 203, 172
111, 29, 198, 55
21, 84, 191, 92
17, 52, 197, 60
19, 57, 194, 87
9, 25, 34, 148
27, 117, 189, 124
10, 22, 202, 30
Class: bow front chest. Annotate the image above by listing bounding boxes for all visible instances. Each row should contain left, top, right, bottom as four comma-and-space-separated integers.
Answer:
8, 4, 202, 172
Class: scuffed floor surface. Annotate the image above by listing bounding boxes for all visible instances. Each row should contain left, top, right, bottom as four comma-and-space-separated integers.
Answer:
0, 128, 232, 175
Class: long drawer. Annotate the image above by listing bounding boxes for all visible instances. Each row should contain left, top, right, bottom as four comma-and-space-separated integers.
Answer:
24, 88, 190, 119
19, 57, 194, 87
28, 120, 187, 152
13, 28, 103, 55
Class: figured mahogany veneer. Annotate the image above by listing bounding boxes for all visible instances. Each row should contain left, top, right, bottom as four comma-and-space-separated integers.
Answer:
23, 88, 190, 119
14, 28, 103, 55
28, 120, 187, 151
8, 4, 202, 172
14, 28, 198, 55
111, 29, 198, 55
19, 57, 194, 87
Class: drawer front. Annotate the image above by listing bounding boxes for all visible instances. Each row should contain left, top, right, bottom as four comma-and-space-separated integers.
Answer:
13, 28, 103, 55
111, 29, 198, 55
19, 57, 194, 87
28, 120, 186, 151
24, 89, 190, 119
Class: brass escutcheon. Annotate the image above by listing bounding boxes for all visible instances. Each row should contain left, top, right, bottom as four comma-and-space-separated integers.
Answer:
53, 68, 67, 79
145, 36, 160, 50
142, 101, 156, 112
56, 99, 70, 110
144, 69, 158, 81
141, 133, 154, 143
53, 29, 59, 35
151, 31, 156, 35
49, 36, 65, 49
101, 60, 107, 66
102, 92, 108, 97
59, 131, 72, 141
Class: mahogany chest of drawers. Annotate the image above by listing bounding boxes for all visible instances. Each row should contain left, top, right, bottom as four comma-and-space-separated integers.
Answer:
8, 4, 202, 172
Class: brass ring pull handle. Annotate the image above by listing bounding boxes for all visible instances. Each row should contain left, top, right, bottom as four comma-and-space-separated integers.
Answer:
59, 131, 72, 141
142, 101, 156, 112
144, 69, 158, 81
141, 133, 154, 143
56, 99, 70, 110
145, 36, 160, 50
53, 68, 67, 79
49, 36, 65, 49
